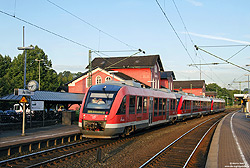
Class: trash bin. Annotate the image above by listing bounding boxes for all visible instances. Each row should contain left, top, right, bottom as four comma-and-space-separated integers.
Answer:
62, 110, 75, 125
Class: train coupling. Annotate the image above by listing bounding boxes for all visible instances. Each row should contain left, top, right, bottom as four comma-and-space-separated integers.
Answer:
82, 120, 106, 131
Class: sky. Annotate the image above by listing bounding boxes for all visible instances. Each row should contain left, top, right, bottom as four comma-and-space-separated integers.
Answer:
1, 0, 250, 90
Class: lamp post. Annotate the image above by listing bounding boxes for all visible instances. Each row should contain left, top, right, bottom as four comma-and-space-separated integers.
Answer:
35, 59, 44, 90
17, 26, 34, 89
17, 26, 34, 136
221, 96, 229, 106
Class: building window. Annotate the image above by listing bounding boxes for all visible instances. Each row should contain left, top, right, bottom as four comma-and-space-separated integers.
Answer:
96, 76, 102, 84
105, 76, 111, 81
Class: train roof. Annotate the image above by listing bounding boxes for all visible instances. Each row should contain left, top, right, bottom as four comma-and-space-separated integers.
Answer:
93, 81, 177, 99
179, 94, 211, 101
212, 98, 226, 103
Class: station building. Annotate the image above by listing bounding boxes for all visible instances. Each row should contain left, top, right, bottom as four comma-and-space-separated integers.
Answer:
66, 55, 209, 110
66, 55, 177, 110
173, 80, 205, 96
67, 55, 176, 94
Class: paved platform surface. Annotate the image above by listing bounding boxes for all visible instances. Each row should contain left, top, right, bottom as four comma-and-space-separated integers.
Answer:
206, 111, 250, 168
0, 124, 80, 148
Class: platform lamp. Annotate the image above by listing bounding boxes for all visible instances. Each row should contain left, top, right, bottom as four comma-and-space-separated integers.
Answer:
17, 26, 35, 89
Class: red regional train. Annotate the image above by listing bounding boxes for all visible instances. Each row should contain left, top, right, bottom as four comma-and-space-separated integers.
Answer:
79, 81, 225, 138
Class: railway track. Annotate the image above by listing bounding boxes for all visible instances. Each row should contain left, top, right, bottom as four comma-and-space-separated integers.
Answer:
0, 111, 234, 168
0, 138, 98, 168
139, 114, 225, 168
0, 135, 136, 168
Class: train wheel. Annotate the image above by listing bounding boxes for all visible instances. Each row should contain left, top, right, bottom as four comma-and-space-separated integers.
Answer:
122, 126, 135, 137
120, 127, 130, 138
182, 116, 187, 121
171, 118, 176, 124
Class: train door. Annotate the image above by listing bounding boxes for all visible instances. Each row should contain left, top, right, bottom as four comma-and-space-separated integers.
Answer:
166, 98, 170, 120
159, 98, 164, 119
142, 97, 148, 120
128, 95, 136, 122
191, 100, 193, 114
136, 96, 143, 121
148, 97, 153, 124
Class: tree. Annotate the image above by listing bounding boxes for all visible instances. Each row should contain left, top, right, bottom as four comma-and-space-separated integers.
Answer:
0, 45, 60, 94
58, 71, 83, 88
206, 83, 240, 106
0, 46, 86, 110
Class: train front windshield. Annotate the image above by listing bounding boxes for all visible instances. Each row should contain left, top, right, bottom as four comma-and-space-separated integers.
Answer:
83, 92, 116, 115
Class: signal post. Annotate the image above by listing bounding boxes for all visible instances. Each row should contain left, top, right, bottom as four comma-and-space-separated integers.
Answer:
19, 96, 28, 136
14, 87, 36, 136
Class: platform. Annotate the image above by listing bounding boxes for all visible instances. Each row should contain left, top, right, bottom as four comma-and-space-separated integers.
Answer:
206, 111, 250, 168
0, 124, 81, 156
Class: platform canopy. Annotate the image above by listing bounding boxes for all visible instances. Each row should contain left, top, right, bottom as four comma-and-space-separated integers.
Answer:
234, 94, 250, 99
0, 91, 84, 109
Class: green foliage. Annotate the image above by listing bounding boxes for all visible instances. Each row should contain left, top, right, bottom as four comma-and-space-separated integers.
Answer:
206, 83, 240, 106
0, 45, 83, 97
0, 45, 85, 110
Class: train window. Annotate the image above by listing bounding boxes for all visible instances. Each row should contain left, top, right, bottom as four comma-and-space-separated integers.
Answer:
137, 96, 143, 113
129, 96, 136, 114
159, 98, 163, 116
166, 99, 170, 112
143, 97, 147, 113
203, 101, 206, 109
163, 99, 166, 116
84, 92, 115, 114
149, 97, 153, 114
154, 98, 159, 116
181, 100, 184, 110
170, 99, 175, 111
186, 101, 190, 109
117, 96, 126, 115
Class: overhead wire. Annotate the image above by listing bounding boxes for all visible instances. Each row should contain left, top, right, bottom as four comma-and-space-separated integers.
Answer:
0, 7, 144, 75
198, 44, 250, 48
155, 0, 196, 66
195, 45, 250, 73
226, 45, 249, 61
46, 0, 137, 50
0, 9, 94, 50
171, 0, 231, 86
157, 0, 223, 84
45, 0, 146, 73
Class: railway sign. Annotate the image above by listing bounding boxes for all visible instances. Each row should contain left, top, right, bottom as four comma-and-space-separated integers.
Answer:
20, 96, 28, 103
14, 89, 34, 96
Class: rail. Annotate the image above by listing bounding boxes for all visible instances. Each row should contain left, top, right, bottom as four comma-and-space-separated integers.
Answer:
139, 115, 222, 168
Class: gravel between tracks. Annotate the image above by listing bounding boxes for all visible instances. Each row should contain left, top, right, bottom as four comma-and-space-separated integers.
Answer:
54, 112, 229, 168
